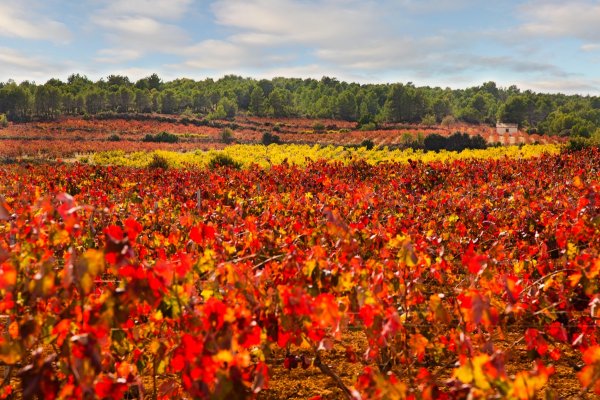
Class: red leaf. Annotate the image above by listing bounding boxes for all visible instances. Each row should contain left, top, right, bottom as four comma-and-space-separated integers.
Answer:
462, 242, 487, 275
105, 225, 124, 242
171, 354, 186, 372
124, 218, 143, 240
359, 304, 375, 328
0, 202, 10, 221
547, 322, 568, 342
190, 223, 216, 244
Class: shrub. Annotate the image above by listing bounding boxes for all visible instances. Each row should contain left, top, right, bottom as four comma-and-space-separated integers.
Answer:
469, 134, 488, 150
0, 113, 8, 128
440, 115, 456, 127
142, 131, 179, 143
566, 131, 600, 151
221, 128, 234, 144
208, 154, 242, 170
360, 139, 375, 150
421, 114, 437, 127
148, 154, 169, 169
424, 132, 488, 152
424, 134, 448, 152
107, 134, 121, 142
401, 133, 414, 146
261, 131, 281, 145
359, 122, 377, 131
312, 122, 326, 133
180, 107, 195, 119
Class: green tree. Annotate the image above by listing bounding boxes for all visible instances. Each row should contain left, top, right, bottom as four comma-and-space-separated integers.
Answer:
383, 83, 428, 123
192, 91, 210, 114
107, 74, 132, 89
34, 84, 62, 119
358, 91, 381, 122
118, 86, 134, 112
268, 88, 292, 117
0, 83, 32, 121
335, 90, 357, 121
134, 89, 152, 113
160, 89, 179, 114
85, 89, 106, 114
217, 97, 237, 119
497, 95, 527, 125
135, 74, 162, 90
249, 86, 266, 116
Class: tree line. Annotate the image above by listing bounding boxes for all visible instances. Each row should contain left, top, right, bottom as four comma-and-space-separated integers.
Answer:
1, 74, 600, 137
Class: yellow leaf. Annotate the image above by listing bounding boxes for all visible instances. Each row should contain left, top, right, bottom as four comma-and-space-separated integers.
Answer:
567, 242, 578, 259
472, 354, 492, 390
201, 289, 213, 300
214, 350, 233, 364
0, 340, 23, 364
454, 362, 473, 383
84, 249, 105, 276
80, 274, 93, 294
8, 321, 18, 339
149, 339, 161, 354
304, 260, 317, 277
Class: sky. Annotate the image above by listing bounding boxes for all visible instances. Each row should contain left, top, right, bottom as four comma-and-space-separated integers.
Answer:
1, 0, 600, 94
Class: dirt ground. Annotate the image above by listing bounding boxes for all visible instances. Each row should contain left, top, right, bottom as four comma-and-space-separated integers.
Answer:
258, 329, 585, 400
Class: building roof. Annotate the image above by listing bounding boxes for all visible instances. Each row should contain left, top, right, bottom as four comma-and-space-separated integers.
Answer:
496, 122, 518, 128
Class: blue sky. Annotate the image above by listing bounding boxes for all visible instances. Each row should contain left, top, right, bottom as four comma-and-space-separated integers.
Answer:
1, 0, 599, 94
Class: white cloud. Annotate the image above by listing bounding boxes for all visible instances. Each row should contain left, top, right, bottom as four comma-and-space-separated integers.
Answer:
211, 0, 384, 47
100, 0, 194, 20
178, 0, 439, 73
177, 0, 567, 84
94, 49, 143, 64
0, 47, 71, 82
519, 1, 600, 43
515, 78, 600, 95
0, 2, 71, 43
394, 0, 475, 13
180, 40, 265, 69
582, 43, 600, 52
91, 0, 192, 63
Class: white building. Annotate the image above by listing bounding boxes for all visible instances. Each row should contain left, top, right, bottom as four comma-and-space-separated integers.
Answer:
496, 123, 518, 134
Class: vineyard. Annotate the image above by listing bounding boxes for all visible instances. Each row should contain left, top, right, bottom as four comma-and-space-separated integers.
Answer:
0, 142, 598, 399
91, 144, 561, 169
0, 117, 566, 160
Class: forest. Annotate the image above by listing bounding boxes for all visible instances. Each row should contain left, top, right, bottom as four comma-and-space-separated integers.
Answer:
1, 74, 600, 138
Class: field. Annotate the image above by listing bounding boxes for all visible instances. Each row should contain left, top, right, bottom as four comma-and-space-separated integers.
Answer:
0, 118, 598, 400
0, 116, 566, 160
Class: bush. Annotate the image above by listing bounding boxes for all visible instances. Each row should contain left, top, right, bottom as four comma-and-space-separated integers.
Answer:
469, 134, 488, 150
312, 122, 326, 133
360, 139, 375, 150
0, 113, 8, 128
421, 114, 437, 126
424, 132, 488, 152
261, 131, 281, 145
566, 132, 600, 151
221, 128, 234, 144
148, 154, 169, 169
107, 134, 121, 142
440, 115, 456, 127
142, 131, 179, 143
424, 134, 448, 152
208, 154, 242, 170
359, 122, 377, 131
